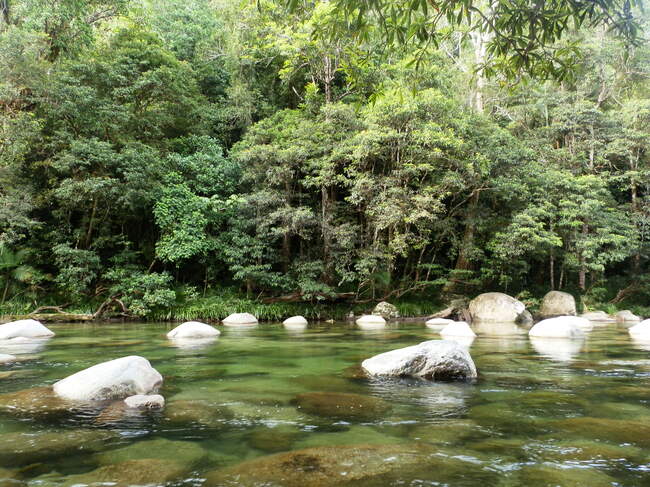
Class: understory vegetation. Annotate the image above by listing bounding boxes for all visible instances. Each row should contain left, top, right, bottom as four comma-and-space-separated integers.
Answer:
0, 0, 649, 319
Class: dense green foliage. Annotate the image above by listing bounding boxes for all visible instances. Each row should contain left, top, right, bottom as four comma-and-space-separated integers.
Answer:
0, 0, 648, 318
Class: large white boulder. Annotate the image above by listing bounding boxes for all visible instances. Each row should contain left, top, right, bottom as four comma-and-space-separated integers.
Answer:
0, 320, 54, 339
222, 313, 258, 326
53, 356, 163, 402
528, 317, 585, 338
283, 316, 308, 327
616, 310, 641, 323
439, 321, 476, 338
468, 293, 529, 323
628, 319, 650, 339
361, 340, 477, 381
539, 291, 576, 318
356, 315, 386, 329
167, 321, 220, 339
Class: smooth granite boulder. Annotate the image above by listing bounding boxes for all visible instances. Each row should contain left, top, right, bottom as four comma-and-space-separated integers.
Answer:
167, 321, 220, 339
0, 319, 54, 339
53, 356, 163, 401
361, 340, 477, 381
539, 291, 576, 318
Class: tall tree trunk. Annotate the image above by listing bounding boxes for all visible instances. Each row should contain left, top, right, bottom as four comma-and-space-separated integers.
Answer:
549, 253, 555, 290
1, 0, 9, 25
443, 190, 479, 294
578, 223, 588, 291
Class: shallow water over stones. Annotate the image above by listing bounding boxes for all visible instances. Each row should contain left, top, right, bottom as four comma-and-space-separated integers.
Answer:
1, 321, 650, 485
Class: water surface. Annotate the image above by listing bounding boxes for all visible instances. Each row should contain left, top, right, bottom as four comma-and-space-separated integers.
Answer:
0, 321, 649, 486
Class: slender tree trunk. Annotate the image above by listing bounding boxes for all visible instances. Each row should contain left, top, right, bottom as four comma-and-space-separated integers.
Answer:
549, 253, 555, 290
1, 0, 9, 25
1, 278, 9, 304
631, 178, 641, 273
443, 191, 479, 294
578, 223, 588, 291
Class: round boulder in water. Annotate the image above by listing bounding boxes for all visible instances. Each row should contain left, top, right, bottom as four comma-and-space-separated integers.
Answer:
361, 340, 477, 381
439, 321, 476, 338
355, 315, 386, 329
292, 391, 391, 421
283, 316, 308, 327
528, 317, 585, 338
0, 319, 54, 339
628, 319, 650, 339
468, 292, 529, 324
0, 354, 16, 365
222, 313, 258, 326
539, 291, 576, 318
167, 321, 220, 339
53, 355, 163, 401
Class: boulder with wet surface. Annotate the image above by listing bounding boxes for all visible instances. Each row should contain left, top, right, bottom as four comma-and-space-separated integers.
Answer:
361, 340, 477, 381
292, 391, 391, 421
53, 355, 163, 401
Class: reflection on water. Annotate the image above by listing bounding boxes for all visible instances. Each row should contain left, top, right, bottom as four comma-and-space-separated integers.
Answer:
0, 336, 52, 355
530, 336, 585, 362
0, 322, 649, 486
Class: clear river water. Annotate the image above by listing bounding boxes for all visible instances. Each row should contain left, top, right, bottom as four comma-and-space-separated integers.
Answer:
1, 320, 650, 486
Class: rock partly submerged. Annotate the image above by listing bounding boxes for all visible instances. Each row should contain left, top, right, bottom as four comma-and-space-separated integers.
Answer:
355, 315, 386, 329
528, 316, 587, 338
0, 354, 16, 365
53, 355, 163, 401
361, 340, 477, 381
425, 318, 454, 329
166, 321, 220, 339
628, 319, 650, 339
0, 319, 54, 339
616, 310, 641, 323
283, 316, 308, 328
539, 290, 576, 318
124, 394, 165, 409
468, 292, 531, 324
581, 310, 616, 322
439, 321, 476, 338
222, 313, 258, 326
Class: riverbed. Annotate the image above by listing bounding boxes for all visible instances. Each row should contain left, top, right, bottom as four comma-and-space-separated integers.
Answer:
1, 321, 649, 486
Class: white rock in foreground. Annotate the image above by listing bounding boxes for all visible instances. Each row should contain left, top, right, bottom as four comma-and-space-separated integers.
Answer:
0, 320, 55, 339
222, 313, 258, 326
425, 318, 454, 329
167, 321, 220, 339
283, 316, 308, 326
361, 340, 477, 381
124, 394, 165, 409
439, 321, 476, 338
0, 354, 16, 364
528, 317, 585, 338
628, 319, 650, 339
53, 356, 163, 401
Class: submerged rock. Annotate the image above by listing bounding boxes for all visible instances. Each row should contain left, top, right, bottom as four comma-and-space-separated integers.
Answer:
222, 312, 258, 326
164, 399, 234, 428
439, 321, 476, 338
539, 290, 576, 318
0, 429, 116, 467
0, 354, 16, 364
0, 319, 54, 339
94, 438, 208, 468
204, 443, 437, 487
372, 301, 400, 319
0, 386, 72, 419
528, 317, 586, 338
124, 394, 165, 409
515, 464, 616, 487
166, 321, 220, 339
53, 355, 163, 401
248, 428, 303, 453
355, 315, 386, 329
292, 391, 391, 421
63, 459, 187, 486
361, 340, 477, 381
616, 310, 641, 323
468, 293, 529, 324
551, 417, 650, 448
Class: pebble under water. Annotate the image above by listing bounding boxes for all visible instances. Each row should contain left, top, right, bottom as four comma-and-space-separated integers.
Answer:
1, 321, 650, 486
